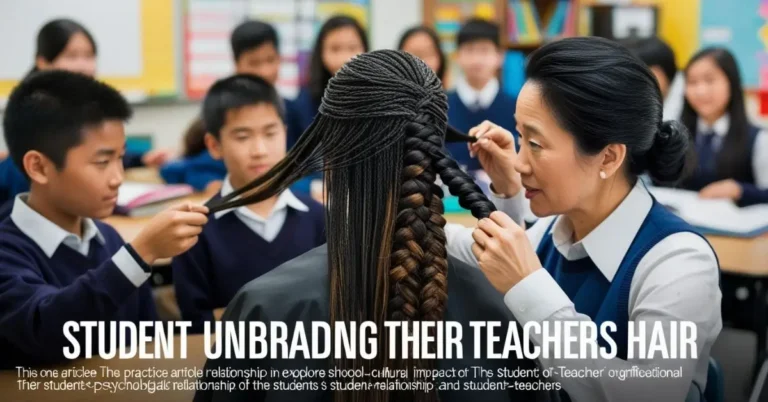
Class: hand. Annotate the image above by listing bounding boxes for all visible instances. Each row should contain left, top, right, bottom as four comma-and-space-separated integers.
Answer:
471, 211, 542, 293
468, 121, 521, 197
699, 179, 742, 201
141, 149, 173, 167
130, 203, 209, 264
0, 150, 7, 160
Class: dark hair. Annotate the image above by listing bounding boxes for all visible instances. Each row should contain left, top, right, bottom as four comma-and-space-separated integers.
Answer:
308, 15, 369, 103
397, 25, 447, 84
31, 19, 96, 74
456, 18, 500, 48
230, 20, 279, 62
681, 47, 751, 181
3, 70, 131, 176
526, 37, 689, 185
202, 74, 285, 139
624, 36, 677, 86
207, 50, 493, 402
182, 117, 208, 158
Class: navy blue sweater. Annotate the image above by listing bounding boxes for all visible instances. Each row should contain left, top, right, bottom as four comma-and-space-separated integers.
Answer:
0, 218, 158, 368
446, 90, 519, 171
173, 192, 326, 333
286, 86, 320, 149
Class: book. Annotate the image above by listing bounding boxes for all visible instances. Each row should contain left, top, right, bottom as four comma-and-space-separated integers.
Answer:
115, 182, 195, 218
648, 187, 768, 238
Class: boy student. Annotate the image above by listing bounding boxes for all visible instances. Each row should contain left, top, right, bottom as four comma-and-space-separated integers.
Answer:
447, 18, 517, 171
160, 20, 296, 194
0, 71, 209, 368
172, 74, 325, 334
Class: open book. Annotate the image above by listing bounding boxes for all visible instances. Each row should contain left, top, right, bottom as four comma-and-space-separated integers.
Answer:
649, 187, 768, 237
114, 182, 194, 218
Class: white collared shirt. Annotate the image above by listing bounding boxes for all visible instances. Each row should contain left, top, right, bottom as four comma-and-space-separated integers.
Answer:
445, 182, 722, 402
213, 177, 309, 242
697, 113, 768, 188
10, 194, 149, 287
663, 71, 684, 121
455, 76, 500, 110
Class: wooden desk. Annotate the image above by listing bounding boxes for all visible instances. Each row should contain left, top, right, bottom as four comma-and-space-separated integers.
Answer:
0, 335, 208, 402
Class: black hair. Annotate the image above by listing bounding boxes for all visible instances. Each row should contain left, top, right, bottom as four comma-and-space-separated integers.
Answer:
230, 20, 279, 62
681, 47, 752, 181
526, 37, 689, 185
3, 70, 131, 176
624, 36, 677, 87
206, 51, 494, 402
31, 19, 96, 74
182, 117, 208, 158
397, 25, 447, 84
456, 18, 500, 48
309, 15, 369, 103
202, 74, 285, 138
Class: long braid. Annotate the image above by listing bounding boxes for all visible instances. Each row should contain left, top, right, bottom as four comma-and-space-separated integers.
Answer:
205, 50, 499, 402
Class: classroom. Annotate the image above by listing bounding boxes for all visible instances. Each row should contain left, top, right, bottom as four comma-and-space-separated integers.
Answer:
0, 0, 767, 402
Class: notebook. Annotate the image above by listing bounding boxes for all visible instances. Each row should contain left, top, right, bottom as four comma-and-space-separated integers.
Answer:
115, 182, 194, 218
649, 187, 768, 237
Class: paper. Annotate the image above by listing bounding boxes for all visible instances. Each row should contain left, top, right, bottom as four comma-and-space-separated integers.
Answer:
648, 187, 768, 237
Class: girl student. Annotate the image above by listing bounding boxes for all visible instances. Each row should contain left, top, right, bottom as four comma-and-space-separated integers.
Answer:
680, 47, 768, 206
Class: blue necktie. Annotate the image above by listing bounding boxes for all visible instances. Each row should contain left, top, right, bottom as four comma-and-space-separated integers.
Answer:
697, 130, 718, 173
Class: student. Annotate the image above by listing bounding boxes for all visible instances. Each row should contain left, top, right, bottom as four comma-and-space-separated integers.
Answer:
680, 47, 768, 206
159, 118, 227, 193
0, 71, 208, 368
160, 20, 289, 192
625, 36, 684, 120
446, 18, 517, 172
172, 75, 325, 334
0, 19, 171, 206
288, 15, 368, 144
397, 25, 447, 85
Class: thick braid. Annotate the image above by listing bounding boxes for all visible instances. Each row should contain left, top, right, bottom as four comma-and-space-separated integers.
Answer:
388, 147, 432, 323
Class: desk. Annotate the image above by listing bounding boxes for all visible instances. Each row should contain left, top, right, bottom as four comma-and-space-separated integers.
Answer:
0, 335, 208, 402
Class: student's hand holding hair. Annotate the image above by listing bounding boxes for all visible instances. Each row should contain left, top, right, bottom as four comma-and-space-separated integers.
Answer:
130, 203, 209, 265
699, 179, 743, 201
471, 211, 542, 294
468, 120, 521, 197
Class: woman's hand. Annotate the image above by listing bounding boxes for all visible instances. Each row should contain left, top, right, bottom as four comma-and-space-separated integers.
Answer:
142, 149, 174, 167
471, 211, 542, 294
699, 179, 742, 201
468, 120, 521, 197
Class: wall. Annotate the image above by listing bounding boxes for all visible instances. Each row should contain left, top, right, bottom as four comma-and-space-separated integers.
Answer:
0, 0, 422, 153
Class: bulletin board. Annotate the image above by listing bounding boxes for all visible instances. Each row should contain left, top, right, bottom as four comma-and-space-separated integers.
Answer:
183, 0, 370, 101
0, 0, 178, 104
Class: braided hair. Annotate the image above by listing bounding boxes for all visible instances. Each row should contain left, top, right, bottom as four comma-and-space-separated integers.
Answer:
207, 50, 495, 402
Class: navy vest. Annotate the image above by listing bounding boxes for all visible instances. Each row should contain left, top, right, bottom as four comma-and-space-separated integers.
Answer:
535, 199, 718, 401
683, 124, 759, 191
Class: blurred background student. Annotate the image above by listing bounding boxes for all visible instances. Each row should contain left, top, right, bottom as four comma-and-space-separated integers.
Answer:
446, 18, 517, 172
679, 47, 768, 206
287, 15, 368, 144
0, 18, 171, 210
160, 19, 287, 193
625, 36, 685, 121
397, 25, 447, 86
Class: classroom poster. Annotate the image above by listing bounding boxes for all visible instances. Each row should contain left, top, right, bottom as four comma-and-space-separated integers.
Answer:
184, 0, 369, 101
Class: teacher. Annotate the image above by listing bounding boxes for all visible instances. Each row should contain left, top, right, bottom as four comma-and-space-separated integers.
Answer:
446, 37, 722, 401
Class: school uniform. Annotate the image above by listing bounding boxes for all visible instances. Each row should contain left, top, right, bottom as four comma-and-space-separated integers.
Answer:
663, 71, 685, 121
446, 77, 518, 171
682, 114, 768, 206
446, 181, 722, 402
158, 151, 227, 192
0, 151, 149, 205
0, 194, 157, 368
172, 178, 326, 334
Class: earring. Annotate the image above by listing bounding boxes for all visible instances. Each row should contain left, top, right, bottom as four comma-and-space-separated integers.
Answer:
599, 171, 607, 179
